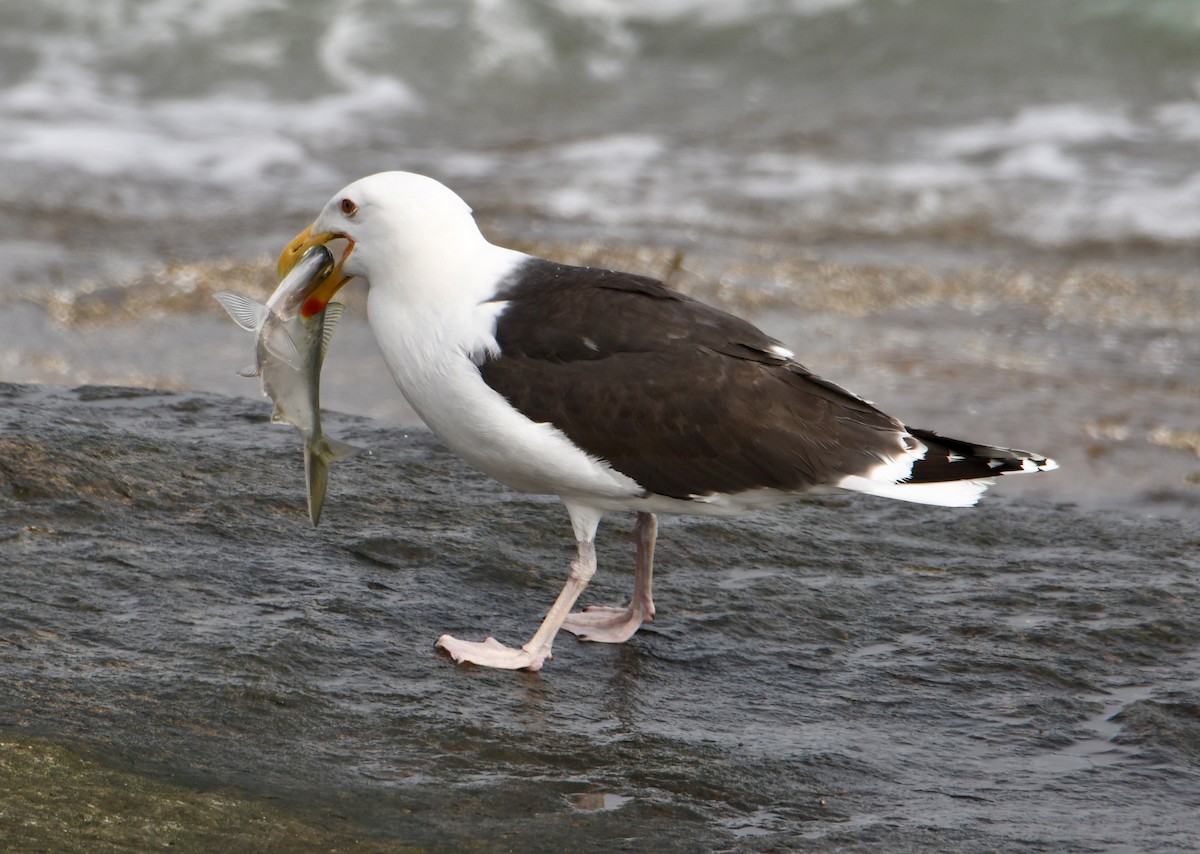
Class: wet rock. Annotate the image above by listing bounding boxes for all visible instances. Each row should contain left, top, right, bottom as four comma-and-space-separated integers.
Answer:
0, 382, 1197, 851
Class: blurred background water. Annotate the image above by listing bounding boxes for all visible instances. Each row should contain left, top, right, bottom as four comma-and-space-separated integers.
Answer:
5, 0, 1200, 261
1, 0, 1198, 514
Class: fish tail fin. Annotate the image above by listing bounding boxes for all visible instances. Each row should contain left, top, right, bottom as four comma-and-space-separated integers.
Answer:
304, 435, 365, 527
304, 444, 329, 527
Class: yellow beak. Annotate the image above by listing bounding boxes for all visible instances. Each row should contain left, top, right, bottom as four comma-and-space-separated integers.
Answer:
278, 223, 354, 318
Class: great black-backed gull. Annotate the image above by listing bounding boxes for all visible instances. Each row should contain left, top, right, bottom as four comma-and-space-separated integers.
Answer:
278, 171, 1057, 672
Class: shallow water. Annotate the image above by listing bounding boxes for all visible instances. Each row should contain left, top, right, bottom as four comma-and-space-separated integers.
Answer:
2, 383, 1197, 851
5, 236, 1197, 519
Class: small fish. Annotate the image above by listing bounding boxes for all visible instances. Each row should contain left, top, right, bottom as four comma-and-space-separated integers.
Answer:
214, 244, 362, 526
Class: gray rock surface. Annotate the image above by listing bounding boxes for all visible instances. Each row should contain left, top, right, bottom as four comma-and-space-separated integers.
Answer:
1, 382, 1197, 852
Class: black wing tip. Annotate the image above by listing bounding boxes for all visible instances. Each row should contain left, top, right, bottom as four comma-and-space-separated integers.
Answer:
907, 427, 1058, 483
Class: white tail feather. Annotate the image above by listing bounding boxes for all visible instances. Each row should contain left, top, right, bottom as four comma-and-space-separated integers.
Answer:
836, 474, 992, 507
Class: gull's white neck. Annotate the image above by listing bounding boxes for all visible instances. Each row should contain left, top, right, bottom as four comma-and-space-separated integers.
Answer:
364, 233, 525, 397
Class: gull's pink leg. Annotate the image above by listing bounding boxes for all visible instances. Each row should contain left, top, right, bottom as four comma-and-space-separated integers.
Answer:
436, 504, 603, 671
562, 511, 657, 643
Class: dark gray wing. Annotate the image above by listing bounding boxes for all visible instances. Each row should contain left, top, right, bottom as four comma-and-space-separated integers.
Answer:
477, 260, 910, 500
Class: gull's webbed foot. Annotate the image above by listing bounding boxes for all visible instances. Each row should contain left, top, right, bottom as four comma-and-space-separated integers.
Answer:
435, 634, 550, 671
561, 601, 653, 644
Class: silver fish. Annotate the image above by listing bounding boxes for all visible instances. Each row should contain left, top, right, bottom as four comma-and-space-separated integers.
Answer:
214, 244, 362, 526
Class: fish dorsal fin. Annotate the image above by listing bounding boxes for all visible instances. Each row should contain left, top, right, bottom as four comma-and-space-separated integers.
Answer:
213, 291, 268, 332
320, 302, 345, 363
264, 327, 304, 370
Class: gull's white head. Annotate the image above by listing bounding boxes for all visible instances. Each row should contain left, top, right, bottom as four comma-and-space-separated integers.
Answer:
277, 171, 486, 316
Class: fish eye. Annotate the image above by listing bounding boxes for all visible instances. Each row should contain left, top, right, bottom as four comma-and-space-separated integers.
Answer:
340, 198, 358, 217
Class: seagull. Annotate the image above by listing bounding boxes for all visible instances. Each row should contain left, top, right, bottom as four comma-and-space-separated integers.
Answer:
278, 171, 1057, 672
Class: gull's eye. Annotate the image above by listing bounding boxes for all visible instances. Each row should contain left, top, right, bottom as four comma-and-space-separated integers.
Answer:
340, 198, 358, 217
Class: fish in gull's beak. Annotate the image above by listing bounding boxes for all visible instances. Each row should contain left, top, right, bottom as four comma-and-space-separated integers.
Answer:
279, 223, 355, 318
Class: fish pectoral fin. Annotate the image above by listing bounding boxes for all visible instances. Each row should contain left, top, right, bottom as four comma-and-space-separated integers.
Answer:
237, 364, 261, 378
264, 328, 304, 370
319, 301, 345, 364
213, 291, 268, 332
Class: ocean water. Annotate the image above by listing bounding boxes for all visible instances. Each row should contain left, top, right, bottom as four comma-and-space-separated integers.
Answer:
5, 0, 1200, 271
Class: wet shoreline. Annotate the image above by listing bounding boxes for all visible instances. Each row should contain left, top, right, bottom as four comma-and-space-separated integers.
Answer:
2, 382, 1197, 851
5, 232, 1198, 518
